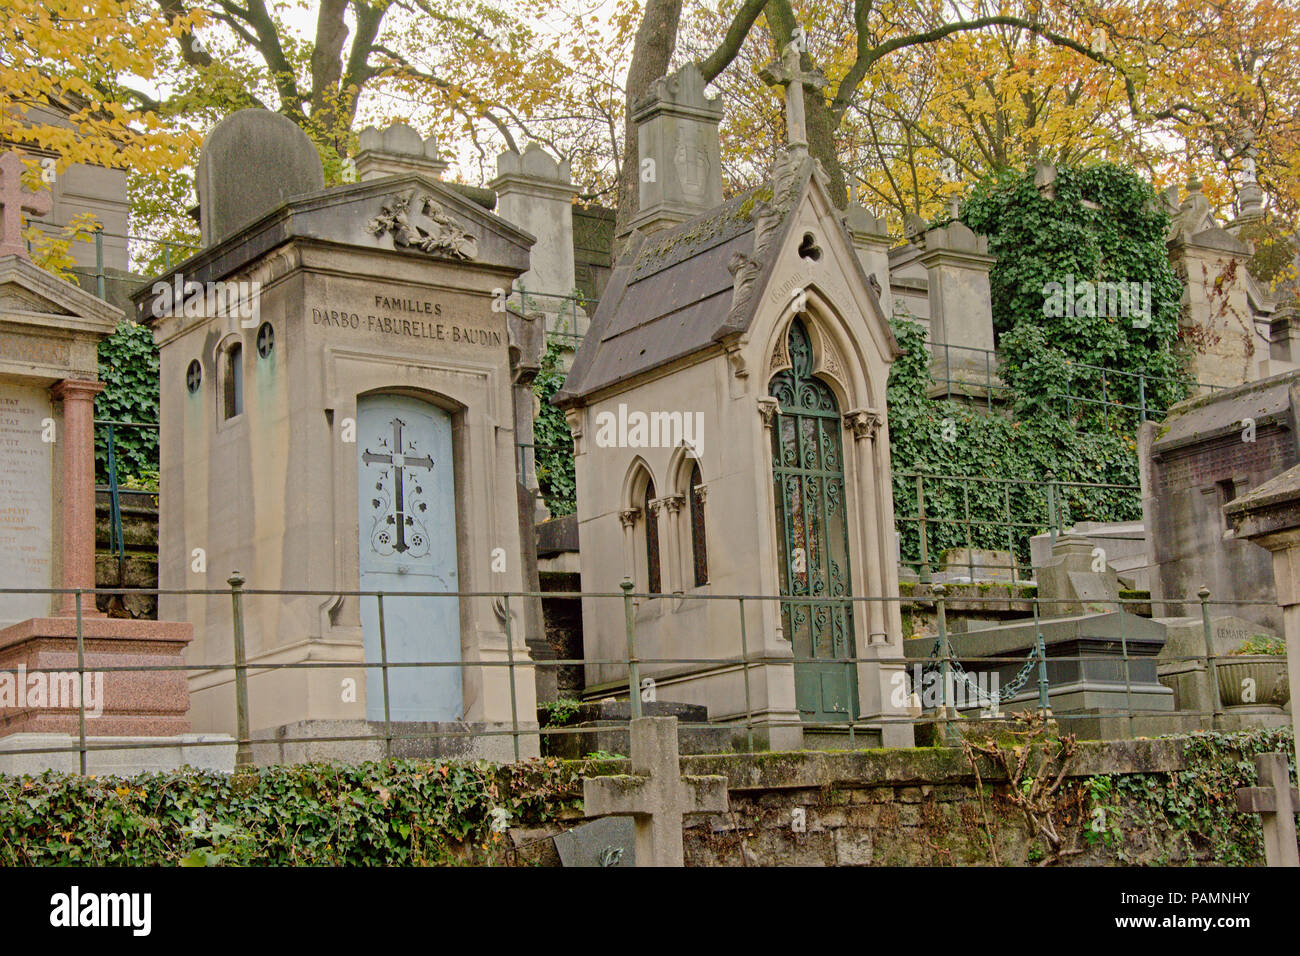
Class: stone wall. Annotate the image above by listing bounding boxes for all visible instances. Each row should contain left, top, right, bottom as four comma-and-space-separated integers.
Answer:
678, 739, 1203, 866
512, 733, 1291, 866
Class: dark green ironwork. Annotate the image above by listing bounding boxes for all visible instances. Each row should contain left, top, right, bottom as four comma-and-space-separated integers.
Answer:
768, 318, 857, 723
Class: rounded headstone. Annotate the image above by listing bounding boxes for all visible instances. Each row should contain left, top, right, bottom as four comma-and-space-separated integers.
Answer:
196, 109, 324, 246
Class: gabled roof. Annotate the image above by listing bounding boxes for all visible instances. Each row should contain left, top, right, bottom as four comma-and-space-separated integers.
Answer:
555, 151, 885, 405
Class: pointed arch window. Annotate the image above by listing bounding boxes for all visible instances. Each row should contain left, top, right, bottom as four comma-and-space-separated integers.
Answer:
644, 479, 661, 594
689, 462, 708, 587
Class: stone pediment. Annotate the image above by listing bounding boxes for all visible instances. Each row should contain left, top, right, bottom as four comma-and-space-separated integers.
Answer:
0, 255, 121, 334
133, 174, 536, 321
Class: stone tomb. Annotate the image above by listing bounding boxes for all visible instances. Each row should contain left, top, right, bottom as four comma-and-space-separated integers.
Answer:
556, 54, 913, 749
906, 611, 1188, 739
1139, 370, 1300, 633
136, 112, 542, 762
0, 153, 215, 773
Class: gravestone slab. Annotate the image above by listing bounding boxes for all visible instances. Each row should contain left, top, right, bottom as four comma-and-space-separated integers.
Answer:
196, 109, 325, 246
0, 383, 53, 622
554, 815, 635, 867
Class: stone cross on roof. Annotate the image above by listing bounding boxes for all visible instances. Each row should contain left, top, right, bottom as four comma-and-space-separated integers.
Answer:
582, 716, 728, 867
760, 32, 828, 151
0, 151, 52, 260
1236, 752, 1299, 867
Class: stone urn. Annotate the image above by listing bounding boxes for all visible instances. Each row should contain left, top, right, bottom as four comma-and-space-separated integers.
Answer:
1217, 656, 1290, 709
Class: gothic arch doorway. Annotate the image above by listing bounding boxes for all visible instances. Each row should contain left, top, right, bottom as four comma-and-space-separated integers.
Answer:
768, 317, 857, 723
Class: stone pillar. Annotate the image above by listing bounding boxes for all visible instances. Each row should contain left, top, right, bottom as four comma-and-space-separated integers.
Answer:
626, 63, 723, 240
1223, 464, 1300, 756
660, 494, 686, 594
916, 221, 997, 399
842, 204, 892, 316
50, 378, 103, 617
1167, 177, 1259, 389
619, 508, 640, 583
490, 145, 585, 343
844, 409, 886, 641
354, 121, 448, 181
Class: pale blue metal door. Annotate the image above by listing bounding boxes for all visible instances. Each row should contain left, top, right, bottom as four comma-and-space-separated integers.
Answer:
357, 394, 462, 721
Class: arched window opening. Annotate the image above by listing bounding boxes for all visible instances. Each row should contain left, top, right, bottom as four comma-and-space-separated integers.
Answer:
644, 478, 661, 594
223, 342, 244, 420
689, 462, 708, 587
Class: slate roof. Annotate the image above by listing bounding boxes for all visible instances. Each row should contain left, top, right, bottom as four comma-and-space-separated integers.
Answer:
553, 184, 775, 404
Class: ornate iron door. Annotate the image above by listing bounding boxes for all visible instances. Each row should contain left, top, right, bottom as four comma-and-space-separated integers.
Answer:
769, 319, 858, 723
357, 394, 462, 721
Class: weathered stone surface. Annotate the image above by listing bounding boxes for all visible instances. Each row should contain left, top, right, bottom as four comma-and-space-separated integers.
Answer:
196, 108, 325, 245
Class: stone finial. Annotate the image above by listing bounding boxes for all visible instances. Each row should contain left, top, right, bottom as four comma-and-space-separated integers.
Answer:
920, 219, 990, 257
842, 202, 886, 239
0, 151, 53, 259
1237, 153, 1265, 223
902, 212, 928, 242
628, 63, 723, 237
354, 121, 448, 181
759, 34, 828, 152
495, 143, 571, 185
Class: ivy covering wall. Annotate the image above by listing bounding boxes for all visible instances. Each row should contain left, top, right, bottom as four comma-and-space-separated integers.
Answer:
94, 321, 160, 489
888, 162, 1191, 567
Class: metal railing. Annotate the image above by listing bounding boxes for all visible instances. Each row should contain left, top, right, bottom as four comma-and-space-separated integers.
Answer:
895, 470, 1143, 583
25, 220, 199, 280
927, 340, 1220, 421
0, 581, 1282, 774
507, 285, 593, 349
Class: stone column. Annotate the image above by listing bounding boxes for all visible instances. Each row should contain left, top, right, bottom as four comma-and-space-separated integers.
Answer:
844, 409, 886, 641
490, 145, 586, 346
50, 378, 104, 618
625, 63, 723, 241
842, 204, 892, 314
916, 221, 997, 398
660, 494, 686, 594
646, 497, 665, 593
619, 508, 641, 584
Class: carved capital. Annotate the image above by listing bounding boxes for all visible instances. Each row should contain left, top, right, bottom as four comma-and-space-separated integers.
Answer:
646, 497, 665, 518
844, 408, 882, 441
692, 483, 708, 504
618, 508, 641, 530
661, 494, 686, 515
757, 397, 780, 428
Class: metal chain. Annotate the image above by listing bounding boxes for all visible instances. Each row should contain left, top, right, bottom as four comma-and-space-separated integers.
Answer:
921, 638, 1040, 705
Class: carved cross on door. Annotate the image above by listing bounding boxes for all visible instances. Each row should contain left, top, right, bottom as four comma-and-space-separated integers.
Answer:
363, 416, 434, 554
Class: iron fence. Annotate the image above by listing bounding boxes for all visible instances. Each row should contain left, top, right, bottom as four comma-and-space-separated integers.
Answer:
0, 582, 1284, 774
894, 470, 1143, 583
928, 340, 1220, 422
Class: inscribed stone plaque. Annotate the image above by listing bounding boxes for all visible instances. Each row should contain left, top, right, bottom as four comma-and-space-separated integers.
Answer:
0, 383, 52, 621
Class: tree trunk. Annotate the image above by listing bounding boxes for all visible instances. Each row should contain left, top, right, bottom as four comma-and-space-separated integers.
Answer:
613, 0, 684, 249
808, 87, 847, 207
